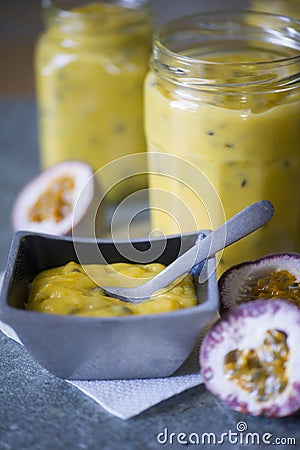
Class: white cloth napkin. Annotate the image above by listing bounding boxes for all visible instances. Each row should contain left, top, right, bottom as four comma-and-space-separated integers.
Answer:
0, 272, 203, 419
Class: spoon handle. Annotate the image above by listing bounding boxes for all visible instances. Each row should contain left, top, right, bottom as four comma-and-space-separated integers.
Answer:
139, 200, 274, 293
195, 199, 274, 265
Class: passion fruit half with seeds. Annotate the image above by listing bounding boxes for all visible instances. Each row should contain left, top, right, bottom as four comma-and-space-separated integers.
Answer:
200, 299, 300, 417
12, 161, 103, 237
219, 253, 300, 312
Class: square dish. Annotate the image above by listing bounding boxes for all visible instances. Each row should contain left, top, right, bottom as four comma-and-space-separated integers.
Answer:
0, 231, 219, 380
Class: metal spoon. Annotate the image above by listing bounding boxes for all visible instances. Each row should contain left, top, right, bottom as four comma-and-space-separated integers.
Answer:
102, 200, 274, 304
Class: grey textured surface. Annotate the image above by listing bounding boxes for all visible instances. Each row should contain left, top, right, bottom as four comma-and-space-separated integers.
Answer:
1, 97, 300, 450
1, 331, 300, 450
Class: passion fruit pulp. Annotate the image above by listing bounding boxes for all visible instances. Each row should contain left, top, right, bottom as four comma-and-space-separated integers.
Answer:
200, 299, 300, 417
12, 161, 103, 237
218, 253, 300, 312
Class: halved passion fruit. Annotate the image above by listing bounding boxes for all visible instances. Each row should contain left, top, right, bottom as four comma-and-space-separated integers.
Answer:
200, 299, 300, 417
12, 161, 103, 236
219, 253, 300, 312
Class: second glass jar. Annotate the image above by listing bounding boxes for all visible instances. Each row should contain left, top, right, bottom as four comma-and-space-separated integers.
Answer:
35, 0, 152, 202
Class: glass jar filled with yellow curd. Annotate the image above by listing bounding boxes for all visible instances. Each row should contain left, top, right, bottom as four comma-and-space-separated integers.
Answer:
35, 0, 152, 202
144, 11, 300, 273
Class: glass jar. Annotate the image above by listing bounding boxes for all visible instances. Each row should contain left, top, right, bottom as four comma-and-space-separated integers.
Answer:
250, 0, 300, 20
35, 0, 152, 202
144, 11, 300, 273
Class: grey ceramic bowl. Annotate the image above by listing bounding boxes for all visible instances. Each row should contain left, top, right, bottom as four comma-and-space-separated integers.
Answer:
0, 231, 219, 380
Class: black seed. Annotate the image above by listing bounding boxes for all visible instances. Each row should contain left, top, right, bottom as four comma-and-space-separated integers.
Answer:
206, 130, 214, 136
284, 160, 291, 168
57, 71, 68, 80
225, 143, 234, 148
114, 123, 126, 134
241, 179, 247, 187
89, 135, 101, 146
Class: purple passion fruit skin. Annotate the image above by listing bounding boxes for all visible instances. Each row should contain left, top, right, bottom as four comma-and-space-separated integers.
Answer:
200, 299, 300, 417
11, 161, 103, 237
218, 253, 300, 313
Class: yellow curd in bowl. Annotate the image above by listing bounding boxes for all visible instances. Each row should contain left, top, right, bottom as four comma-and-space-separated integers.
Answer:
144, 12, 300, 273
27, 261, 197, 317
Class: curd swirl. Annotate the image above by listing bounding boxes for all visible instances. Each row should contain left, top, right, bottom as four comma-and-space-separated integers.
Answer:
27, 261, 197, 316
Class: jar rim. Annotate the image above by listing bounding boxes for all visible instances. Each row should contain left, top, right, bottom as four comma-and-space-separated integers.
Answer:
42, 0, 151, 14
154, 10, 300, 66
151, 10, 300, 90
41, 0, 152, 32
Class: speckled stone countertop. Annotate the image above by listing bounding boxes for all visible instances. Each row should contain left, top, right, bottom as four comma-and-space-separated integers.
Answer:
1, 97, 300, 450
